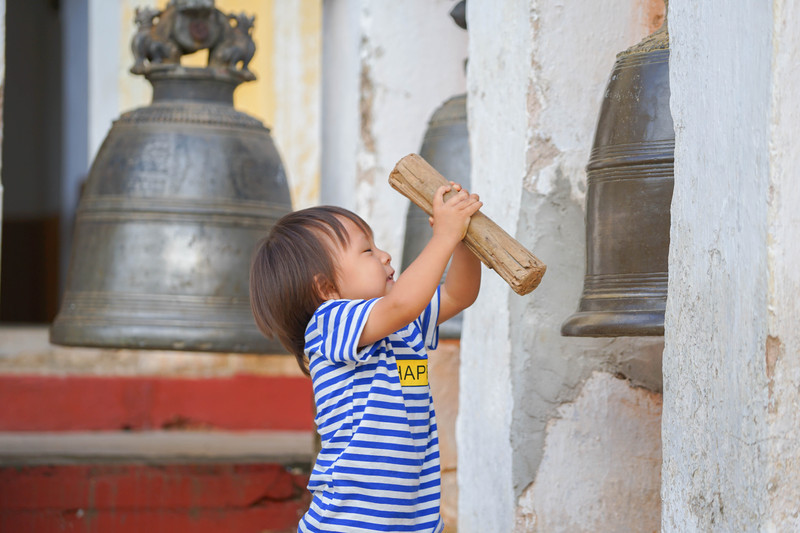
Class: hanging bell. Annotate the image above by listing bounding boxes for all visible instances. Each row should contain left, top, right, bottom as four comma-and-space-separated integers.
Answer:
561, 18, 673, 337
50, 2, 291, 352
401, 93, 470, 338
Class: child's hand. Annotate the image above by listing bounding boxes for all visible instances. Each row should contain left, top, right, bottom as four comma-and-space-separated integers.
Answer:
430, 182, 482, 244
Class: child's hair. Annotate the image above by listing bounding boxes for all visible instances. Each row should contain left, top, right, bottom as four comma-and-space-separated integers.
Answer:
249, 205, 372, 375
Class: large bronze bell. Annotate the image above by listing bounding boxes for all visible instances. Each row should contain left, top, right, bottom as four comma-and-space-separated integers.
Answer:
561, 18, 673, 337
50, 1, 291, 352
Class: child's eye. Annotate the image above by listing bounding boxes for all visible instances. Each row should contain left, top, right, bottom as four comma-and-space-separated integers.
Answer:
363, 249, 372, 254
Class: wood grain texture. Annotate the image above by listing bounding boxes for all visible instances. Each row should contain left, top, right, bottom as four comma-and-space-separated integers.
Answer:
389, 154, 546, 295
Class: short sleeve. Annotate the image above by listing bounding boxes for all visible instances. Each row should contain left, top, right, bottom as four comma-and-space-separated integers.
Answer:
415, 286, 441, 351
304, 298, 379, 363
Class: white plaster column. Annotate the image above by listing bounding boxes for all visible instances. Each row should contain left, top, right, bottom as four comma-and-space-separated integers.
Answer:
320, 0, 360, 210
459, 1, 527, 527
663, 0, 800, 530
321, 0, 467, 262
88, 0, 122, 163
461, 0, 666, 531
765, 1, 800, 526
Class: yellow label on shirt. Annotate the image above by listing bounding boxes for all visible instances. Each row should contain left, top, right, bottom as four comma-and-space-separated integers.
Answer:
396, 359, 429, 387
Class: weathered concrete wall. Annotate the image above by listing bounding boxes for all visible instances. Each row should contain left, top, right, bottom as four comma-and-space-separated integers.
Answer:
460, 0, 665, 530
764, 0, 800, 525
515, 373, 662, 531
663, 1, 800, 530
321, 0, 467, 263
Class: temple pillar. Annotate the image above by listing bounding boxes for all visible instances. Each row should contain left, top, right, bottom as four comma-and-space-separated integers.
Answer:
663, 1, 800, 530
460, 0, 665, 530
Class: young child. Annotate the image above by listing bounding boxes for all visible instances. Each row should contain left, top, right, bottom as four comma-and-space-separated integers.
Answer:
250, 183, 482, 532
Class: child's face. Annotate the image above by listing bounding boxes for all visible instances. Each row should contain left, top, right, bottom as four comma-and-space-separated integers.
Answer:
330, 217, 395, 300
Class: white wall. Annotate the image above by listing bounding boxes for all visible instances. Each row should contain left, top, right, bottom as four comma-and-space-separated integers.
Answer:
515, 372, 662, 531
663, 0, 800, 530
460, 0, 665, 530
765, 0, 800, 526
321, 0, 468, 263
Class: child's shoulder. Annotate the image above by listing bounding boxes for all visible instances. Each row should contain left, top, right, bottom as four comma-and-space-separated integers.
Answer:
314, 297, 358, 314
309, 297, 381, 325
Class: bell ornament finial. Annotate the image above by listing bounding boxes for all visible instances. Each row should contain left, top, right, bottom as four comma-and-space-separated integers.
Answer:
130, 0, 257, 81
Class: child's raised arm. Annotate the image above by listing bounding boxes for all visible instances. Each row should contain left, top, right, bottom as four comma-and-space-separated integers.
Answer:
438, 238, 481, 324
357, 185, 482, 346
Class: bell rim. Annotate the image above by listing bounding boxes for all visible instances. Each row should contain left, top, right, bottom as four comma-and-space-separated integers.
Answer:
560, 310, 664, 337
49, 322, 288, 355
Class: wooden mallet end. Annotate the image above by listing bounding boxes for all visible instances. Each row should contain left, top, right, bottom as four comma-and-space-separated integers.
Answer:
389, 153, 546, 295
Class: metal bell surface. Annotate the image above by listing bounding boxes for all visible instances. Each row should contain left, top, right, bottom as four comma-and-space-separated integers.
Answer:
401, 94, 470, 339
51, 4, 291, 353
561, 22, 673, 337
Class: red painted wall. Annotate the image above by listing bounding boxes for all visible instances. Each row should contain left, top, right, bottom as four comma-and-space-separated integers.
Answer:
0, 374, 313, 431
0, 464, 310, 533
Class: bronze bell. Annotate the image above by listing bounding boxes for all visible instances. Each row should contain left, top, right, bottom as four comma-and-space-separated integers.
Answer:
561, 18, 673, 337
50, 2, 291, 353
401, 94, 469, 338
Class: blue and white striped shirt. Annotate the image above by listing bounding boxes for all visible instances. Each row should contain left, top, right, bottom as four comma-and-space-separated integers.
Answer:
299, 288, 443, 533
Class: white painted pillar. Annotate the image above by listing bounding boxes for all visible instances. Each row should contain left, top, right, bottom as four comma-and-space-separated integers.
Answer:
461, 0, 665, 531
88, 0, 121, 163
663, 1, 800, 530
321, 0, 467, 262
321, 0, 360, 210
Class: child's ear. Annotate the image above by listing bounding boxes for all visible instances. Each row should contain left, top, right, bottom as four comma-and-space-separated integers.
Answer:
314, 274, 338, 300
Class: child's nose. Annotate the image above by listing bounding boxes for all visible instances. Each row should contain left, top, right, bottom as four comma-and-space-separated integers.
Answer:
379, 249, 391, 264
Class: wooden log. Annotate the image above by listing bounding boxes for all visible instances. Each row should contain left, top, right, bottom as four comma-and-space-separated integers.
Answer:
389, 153, 546, 295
